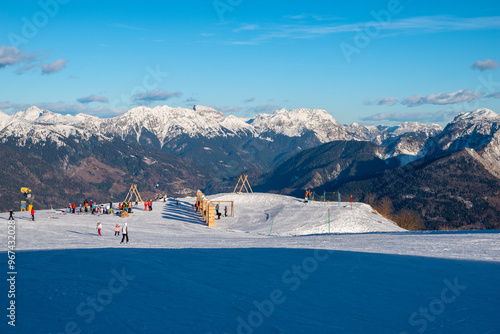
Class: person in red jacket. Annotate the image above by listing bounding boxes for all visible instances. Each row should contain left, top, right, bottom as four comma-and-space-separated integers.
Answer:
31, 207, 35, 221
72, 203, 76, 214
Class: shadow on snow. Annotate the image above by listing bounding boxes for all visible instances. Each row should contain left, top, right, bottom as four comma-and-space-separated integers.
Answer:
7, 248, 500, 334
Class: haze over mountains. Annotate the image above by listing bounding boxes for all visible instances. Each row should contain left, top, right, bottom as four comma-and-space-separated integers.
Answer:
1, 105, 500, 229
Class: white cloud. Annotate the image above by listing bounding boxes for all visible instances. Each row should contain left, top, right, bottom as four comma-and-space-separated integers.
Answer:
222, 15, 500, 45
285, 14, 341, 21
42, 59, 67, 74
401, 89, 483, 107
110, 23, 149, 31
133, 89, 183, 102
485, 92, 500, 99
184, 97, 199, 103
0, 45, 38, 73
0, 46, 25, 68
77, 95, 109, 104
361, 110, 460, 123
471, 59, 499, 71
254, 104, 281, 113
233, 24, 260, 33
217, 105, 241, 113
364, 97, 399, 106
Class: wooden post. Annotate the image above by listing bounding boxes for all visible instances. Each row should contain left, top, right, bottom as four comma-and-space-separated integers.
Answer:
124, 184, 143, 203
208, 204, 215, 227
234, 174, 253, 193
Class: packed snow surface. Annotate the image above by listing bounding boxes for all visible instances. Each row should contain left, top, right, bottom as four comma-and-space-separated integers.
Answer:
1, 194, 499, 333
208, 193, 404, 235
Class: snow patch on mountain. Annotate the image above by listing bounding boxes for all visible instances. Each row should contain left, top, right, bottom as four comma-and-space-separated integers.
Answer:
12, 106, 44, 121
250, 108, 347, 142
454, 108, 500, 122
0, 110, 11, 130
389, 122, 442, 137
219, 115, 256, 136
435, 108, 500, 152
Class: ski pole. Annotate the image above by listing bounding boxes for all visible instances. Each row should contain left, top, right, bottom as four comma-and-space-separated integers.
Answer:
269, 215, 275, 235
328, 208, 330, 233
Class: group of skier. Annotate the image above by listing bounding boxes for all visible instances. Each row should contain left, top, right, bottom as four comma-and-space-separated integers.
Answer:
8, 208, 35, 221
144, 199, 153, 211
195, 201, 228, 219
215, 204, 228, 219
68, 200, 113, 215
305, 190, 314, 203
96, 221, 129, 243
91, 200, 158, 242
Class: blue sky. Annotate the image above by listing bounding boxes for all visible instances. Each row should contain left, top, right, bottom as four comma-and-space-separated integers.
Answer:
1, 0, 499, 125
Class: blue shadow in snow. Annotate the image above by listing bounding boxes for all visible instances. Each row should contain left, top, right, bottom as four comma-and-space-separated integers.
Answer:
162, 199, 206, 225
6, 248, 500, 334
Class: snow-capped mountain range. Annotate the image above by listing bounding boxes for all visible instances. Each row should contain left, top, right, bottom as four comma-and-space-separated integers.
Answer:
0, 104, 442, 151
1, 105, 499, 177
2, 104, 500, 222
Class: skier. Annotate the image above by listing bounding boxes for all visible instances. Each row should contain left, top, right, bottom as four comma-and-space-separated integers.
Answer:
120, 222, 129, 244
72, 203, 76, 214
96, 222, 102, 236
31, 207, 35, 221
144, 201, 148, 211
195, 201, 198, 212
115, 224, 120, 236
8, 209, 14, 221
215, 204, 219, 216
224, 206, 227, 217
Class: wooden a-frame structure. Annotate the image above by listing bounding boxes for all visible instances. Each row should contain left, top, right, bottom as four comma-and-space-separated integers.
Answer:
124, 184, 143, 203
233, 174, 253, 194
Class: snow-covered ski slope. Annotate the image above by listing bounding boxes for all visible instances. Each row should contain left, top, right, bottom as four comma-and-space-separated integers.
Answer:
1, 194, 499, 333
209, 193, 404, 235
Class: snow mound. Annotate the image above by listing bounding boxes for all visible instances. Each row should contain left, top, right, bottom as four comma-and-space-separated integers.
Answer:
208, 193, 404, 235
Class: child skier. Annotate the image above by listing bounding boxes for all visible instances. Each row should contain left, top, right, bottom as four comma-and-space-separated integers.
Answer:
115, 224, 120, 236
8, 209, 14, 221
120, 222, 129, 244
96, 222, 102, 236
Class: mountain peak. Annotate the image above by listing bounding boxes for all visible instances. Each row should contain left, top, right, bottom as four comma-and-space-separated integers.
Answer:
454, 108, 499, 122
193, 105, 224, 119
13, 106, 44, 121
